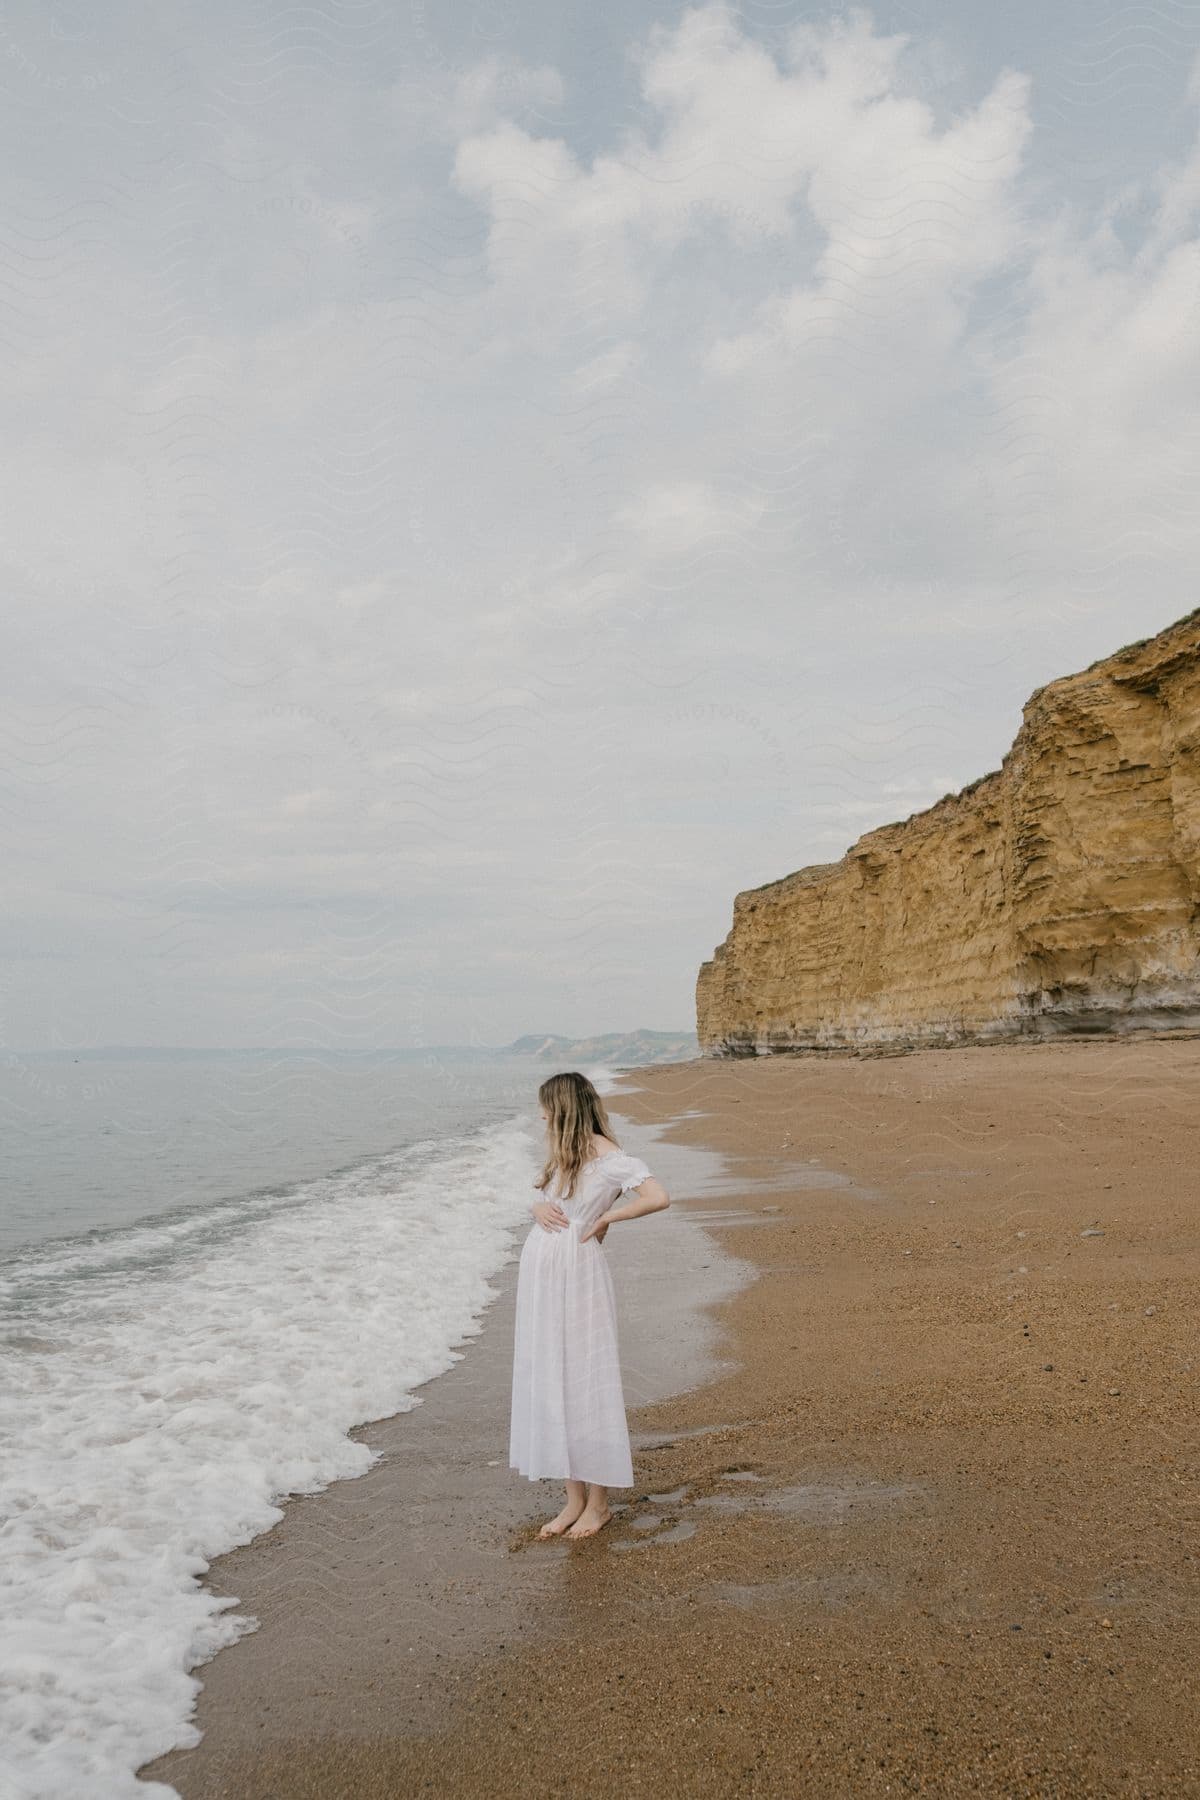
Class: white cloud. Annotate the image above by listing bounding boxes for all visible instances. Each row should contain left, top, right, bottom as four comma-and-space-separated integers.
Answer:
453, 2, 1031, 366
614, 480, 768, 558
447, 54, 565, 136
5, 6, 1200, 1046
566, 340, 640, 393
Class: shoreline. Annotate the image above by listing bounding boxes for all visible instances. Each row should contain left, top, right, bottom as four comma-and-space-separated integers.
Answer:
144, 1040, 1200, 1796
139, 1113, 756, 1795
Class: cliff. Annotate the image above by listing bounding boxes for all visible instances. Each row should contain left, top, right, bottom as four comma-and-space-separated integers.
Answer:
697, 608, 1200, 1054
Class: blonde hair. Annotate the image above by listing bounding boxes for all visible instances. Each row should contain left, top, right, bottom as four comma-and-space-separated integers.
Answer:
535, 1070, 620, 1202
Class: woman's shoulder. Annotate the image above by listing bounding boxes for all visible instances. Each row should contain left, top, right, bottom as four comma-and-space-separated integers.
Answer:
589, 1136, 621, 1160
591, 1141, 651, 1180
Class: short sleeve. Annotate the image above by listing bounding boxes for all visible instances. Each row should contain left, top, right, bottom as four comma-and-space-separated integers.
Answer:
609, 1152, 652, 1195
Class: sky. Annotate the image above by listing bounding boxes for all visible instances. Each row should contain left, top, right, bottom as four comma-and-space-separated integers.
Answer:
3, 0, 1200, 1051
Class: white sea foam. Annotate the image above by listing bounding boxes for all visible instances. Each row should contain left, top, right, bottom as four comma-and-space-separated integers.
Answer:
0, 1115, 539, 1800
584, 1064, 621, 1095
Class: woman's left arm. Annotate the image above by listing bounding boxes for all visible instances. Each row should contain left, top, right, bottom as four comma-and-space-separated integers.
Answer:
580, 1177, 670, 1241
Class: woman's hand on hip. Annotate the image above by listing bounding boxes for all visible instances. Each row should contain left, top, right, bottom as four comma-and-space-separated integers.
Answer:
532, 1199, 569, 1232
579, 1212, 612, 1245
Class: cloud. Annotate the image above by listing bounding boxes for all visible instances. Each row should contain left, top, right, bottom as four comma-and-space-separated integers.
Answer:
614, 480, 768, 558
5, 6, 1200, 1047
446, 54, 565, 137
566, 340, 640, 394
453, 3, 1031, 360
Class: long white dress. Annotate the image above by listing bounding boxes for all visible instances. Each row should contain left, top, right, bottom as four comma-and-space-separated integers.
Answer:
509, 1149, 653, 1489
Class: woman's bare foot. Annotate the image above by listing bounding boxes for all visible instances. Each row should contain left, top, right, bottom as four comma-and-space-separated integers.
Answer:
538, 1499, 586, 1539
566, 1503, 612, 1538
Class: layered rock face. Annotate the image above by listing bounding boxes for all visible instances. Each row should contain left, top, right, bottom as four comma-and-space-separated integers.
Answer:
697, 609, 1200, 1054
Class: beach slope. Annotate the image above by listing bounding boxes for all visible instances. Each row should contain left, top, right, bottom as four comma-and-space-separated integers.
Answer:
142, 1040, 1199, 1798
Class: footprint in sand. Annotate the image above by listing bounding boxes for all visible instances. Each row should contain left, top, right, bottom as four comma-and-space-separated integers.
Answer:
611, 1519, 697, 1551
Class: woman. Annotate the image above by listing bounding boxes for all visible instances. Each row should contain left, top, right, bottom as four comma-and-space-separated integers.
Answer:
509, 1070, 670, 1540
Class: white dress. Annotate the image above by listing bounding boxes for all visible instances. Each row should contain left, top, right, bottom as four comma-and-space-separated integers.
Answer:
509, 1149, 653, 1489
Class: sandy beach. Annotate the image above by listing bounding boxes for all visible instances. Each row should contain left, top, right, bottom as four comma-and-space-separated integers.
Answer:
141, 1039, 1200, 1798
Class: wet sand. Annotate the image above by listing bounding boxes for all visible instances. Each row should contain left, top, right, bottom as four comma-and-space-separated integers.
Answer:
138, 1126, 756, 1794
142, 1039, 1200, 1797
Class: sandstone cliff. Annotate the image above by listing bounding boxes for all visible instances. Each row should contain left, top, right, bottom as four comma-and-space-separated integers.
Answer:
697, 608, 1200, 1054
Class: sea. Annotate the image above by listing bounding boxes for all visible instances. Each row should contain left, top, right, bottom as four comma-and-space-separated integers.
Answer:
0, 1048, 603, 1800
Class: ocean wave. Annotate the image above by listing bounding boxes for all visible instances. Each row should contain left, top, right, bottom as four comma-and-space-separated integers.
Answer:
0, 1114, 539, 1800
